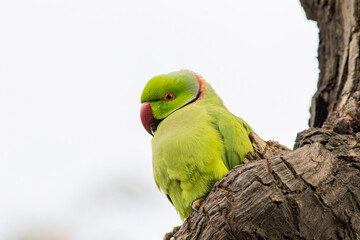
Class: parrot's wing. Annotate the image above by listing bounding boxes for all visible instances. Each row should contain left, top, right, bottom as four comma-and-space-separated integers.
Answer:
233, 115, 253, 134
210, 108, 254, 170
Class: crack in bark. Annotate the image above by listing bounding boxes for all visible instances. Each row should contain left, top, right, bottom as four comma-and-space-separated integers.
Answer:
294, 170, 351, 238
285, 196, 301, 233
343, 209, 357, 239
280, 156, 299, 179
192, 217, 206, 240
266, 158, 294, 195
254, 175, 272, 187
281, 232, 306, 240
223, 190, 238, 239
201, 207, 218, 231
350, 163, 360, 172
299, 174, 316, 191
335, 33, 351, 102
338, 154, 360, 162
347, 187, 360, 213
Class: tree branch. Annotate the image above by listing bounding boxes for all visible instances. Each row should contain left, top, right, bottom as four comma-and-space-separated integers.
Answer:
174, 128, 360, 239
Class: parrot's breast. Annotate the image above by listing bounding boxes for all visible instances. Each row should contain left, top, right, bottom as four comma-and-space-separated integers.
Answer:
151, 103, 228, 220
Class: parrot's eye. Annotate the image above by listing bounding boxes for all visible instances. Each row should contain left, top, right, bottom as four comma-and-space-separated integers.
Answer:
164, 92, 175, 102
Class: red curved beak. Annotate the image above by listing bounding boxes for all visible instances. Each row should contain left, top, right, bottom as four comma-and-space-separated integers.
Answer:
140, 102, 155, 136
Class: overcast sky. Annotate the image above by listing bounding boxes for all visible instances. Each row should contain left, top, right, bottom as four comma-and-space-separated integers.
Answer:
0, 1, 318, 239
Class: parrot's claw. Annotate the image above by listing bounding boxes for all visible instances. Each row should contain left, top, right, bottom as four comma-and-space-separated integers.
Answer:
191, 197, 206, 211
163, 226, 181, 240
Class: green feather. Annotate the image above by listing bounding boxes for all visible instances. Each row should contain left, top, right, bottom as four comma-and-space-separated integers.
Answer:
141, 70, 254, 220
209, 108, 253, 169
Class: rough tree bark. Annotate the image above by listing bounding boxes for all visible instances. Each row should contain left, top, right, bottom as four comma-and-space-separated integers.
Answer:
173, 1, 360, 239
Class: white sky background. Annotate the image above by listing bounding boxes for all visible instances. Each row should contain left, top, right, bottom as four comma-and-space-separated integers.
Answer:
0, 1, 318, 240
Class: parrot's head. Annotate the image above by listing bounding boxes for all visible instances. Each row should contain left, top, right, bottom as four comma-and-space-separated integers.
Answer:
140, 70, 206, 136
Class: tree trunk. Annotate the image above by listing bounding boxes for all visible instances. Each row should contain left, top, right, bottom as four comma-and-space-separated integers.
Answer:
173, 1, 360, 239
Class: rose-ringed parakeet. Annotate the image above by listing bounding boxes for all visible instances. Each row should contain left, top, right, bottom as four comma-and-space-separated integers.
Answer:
140, 70, 254, 220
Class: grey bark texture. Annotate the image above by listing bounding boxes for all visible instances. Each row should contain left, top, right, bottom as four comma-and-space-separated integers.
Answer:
172, 1, 360, 239
301, 0, 360, 129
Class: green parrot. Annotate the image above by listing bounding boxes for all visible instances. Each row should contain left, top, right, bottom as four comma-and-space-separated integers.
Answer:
140, 70, 254, 220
